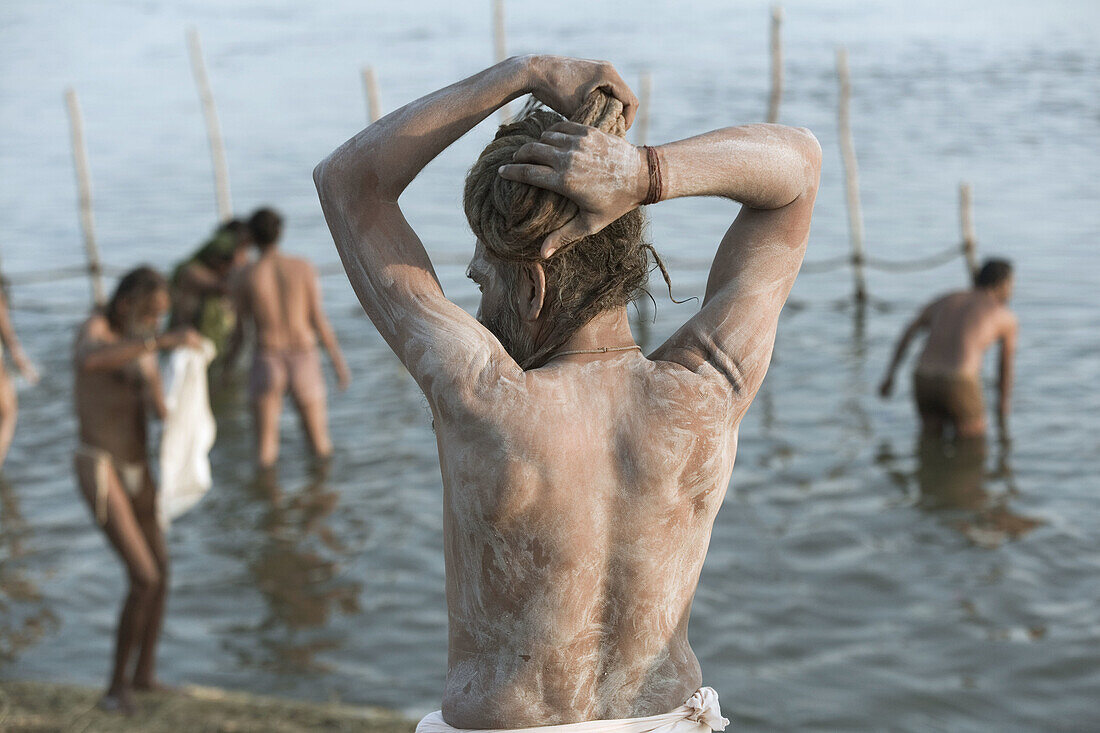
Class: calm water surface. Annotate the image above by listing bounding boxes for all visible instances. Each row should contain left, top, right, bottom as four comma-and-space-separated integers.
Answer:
1, 1, 1098, 730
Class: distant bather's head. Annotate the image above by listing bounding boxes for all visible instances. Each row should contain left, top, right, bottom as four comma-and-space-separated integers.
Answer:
249, 207, 284, 253
973, 258, 1014, 303
106, 266, 169, 338
195, 218, 253, 274
463, 91, 659, 369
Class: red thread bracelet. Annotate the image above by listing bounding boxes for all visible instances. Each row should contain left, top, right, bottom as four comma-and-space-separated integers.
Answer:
641, 145, 663, 205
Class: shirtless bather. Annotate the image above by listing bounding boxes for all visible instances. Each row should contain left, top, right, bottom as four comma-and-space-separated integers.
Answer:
226, 207, 350, 468
73, 267, 202, 712
879, 259, 1017, 439
315, 56, 820, 729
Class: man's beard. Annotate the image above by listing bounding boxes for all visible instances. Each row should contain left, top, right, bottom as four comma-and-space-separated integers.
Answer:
479, 303, 538, 367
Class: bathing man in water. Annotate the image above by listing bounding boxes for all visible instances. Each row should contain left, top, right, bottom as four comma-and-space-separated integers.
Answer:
315, 55, 820, 730
226, 207, 351, 468
879, 259, 1017, 439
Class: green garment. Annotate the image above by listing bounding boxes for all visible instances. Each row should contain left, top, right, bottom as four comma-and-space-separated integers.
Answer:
171, 229, 239, 356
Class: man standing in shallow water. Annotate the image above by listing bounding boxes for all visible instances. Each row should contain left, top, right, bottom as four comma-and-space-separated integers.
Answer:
226, 207, 350, 468
315, 56, 819, 730
879, 259, 1017, 439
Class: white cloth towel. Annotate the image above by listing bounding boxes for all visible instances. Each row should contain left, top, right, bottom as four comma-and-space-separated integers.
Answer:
415, 687, 729, 733
158, 340, 217, 529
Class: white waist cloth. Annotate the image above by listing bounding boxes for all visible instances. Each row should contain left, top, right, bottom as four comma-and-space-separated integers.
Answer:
416, 687, 729, 733
158, 340, 217, 530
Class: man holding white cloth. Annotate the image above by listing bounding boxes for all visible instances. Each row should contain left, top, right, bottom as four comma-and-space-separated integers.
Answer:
315, 54, 819, 731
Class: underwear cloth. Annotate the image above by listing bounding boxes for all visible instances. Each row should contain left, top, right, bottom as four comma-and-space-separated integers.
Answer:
248, 346, 326, 405
912, 369, 985, 427
75, 444, 145, 526
415, 687, 730, 733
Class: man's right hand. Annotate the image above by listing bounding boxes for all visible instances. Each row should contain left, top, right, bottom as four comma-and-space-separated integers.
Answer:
527, 55, 638, 128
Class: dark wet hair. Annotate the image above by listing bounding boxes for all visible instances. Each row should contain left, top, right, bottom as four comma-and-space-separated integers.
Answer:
221, 218, 252, 249
974, 258, 1013, 289
249, 207, 283, 251
195, 218, 250, 268
106, 266, 167, 332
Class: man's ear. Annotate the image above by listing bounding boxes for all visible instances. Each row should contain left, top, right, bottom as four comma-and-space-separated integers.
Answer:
518, 262, 547, 322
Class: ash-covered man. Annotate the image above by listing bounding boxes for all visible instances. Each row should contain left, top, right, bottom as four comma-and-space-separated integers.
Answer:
879, 259, 1017, 439
73, 267, 202, 712
315, 56, 820, 732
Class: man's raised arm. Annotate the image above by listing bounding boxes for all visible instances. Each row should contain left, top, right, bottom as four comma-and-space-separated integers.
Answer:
313, 55, 637, 397
647, 126, 820, 407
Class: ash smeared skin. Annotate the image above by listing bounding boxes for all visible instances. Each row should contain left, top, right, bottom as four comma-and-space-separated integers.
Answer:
314, 55, 820, 728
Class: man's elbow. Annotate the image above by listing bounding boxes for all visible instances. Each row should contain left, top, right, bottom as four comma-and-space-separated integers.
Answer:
313, 157, 338, 204
795, 127, 822, 190
313, 153, 386, 211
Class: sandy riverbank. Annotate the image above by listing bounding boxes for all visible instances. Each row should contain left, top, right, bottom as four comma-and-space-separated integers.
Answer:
0, 679, 418, 732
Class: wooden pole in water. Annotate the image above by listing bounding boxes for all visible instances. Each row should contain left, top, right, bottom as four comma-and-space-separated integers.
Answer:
64, 87, 106, 307
767, 5, 784, 123
836, 47, 867, 304
959, 182, 979, 281
635, 72, 652, 146
362, 66, 382, 123
493, 0, 511, 122
187, 27, 233, 223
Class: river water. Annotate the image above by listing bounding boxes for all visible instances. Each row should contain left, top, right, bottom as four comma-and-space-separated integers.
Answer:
1, 1, 1098, 730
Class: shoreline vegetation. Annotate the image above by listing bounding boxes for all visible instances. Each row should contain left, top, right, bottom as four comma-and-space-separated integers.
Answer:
0, 679, 417, 732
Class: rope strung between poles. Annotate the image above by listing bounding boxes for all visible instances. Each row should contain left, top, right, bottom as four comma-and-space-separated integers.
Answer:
801, 242, 965, 275
799, 254, 851, 274
0, 243, 965, 289
863, 242, 964, 272
2, 262, 129, 287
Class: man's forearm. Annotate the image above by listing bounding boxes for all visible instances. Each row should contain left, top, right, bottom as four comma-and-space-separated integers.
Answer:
81, 338, 161, 371
656, 124, 821, 210
998, 367, 1013, 416
885, 330, 915, 380
316, 57, 533, 202
318, 324, 347, 373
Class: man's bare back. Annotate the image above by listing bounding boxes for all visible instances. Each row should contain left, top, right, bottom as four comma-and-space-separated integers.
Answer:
239, 252, 320, 351
316, 56, 819, 727
437, 346, 736, 724
915, 290, 1015, 376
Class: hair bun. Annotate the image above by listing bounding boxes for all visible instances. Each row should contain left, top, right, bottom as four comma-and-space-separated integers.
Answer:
570, 89, 627, 138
